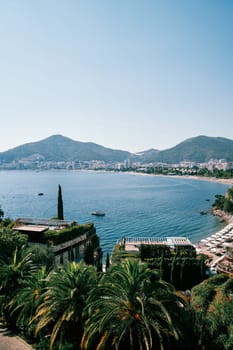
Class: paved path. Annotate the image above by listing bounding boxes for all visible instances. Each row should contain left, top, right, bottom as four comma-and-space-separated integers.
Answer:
0, 328, 34, 350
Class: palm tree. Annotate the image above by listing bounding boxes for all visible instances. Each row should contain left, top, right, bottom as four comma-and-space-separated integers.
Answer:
0, 246, 36, 330
7, 266, 48, 340
81, 258, 188, 350
0, 228, 28, 263
32, 261, 97, 349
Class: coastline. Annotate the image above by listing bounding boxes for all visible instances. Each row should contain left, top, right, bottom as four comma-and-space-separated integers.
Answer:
194, 208, 233, 265
173, 175, 233, 186
126, 170, 233, 226
167, 175, 233, 261
126, 171, 233, 186
127, 171, 233, 263
212, 209, 233, 224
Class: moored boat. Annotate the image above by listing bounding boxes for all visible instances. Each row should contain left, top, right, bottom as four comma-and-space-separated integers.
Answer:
91, 210, 105, 216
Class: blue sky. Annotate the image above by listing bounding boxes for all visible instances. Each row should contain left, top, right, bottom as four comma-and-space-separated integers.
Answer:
0, 0, 232, 153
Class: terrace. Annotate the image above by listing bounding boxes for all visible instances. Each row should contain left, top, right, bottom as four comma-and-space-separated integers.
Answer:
13, 218, 98, 265
117, 236, 194, 254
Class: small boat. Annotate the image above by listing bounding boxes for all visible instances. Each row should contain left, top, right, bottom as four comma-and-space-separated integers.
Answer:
91, 211, 105, 216
200, 210, 208, 215
37, 192, 44, 196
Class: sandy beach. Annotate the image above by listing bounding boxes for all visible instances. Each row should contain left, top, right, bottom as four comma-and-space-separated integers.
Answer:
127, 171, 233, 186
193, 206, 233, 267
178, 175, 233, 186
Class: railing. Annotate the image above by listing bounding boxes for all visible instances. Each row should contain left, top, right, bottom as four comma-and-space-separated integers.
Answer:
117, 236, 190, 245
52, 233, 87, 253
118, 237, 167, 243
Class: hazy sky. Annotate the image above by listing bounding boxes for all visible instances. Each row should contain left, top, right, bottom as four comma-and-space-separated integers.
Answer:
1, 1, 233, 153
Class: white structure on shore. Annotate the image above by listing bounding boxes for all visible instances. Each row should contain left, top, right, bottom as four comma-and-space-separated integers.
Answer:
119, 236, 194, 253
196, 223, 233, 266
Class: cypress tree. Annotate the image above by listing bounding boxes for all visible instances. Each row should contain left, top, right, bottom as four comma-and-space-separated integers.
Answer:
159, 254, 164, 279
170, 254, 176, 286
57, 184, 64, 220
105, 252, 110, 270
200, 254, 206, 281
84, 243, 94, 265
0, 206, 4, 221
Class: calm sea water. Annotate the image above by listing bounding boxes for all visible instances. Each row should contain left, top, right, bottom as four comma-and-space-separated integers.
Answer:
0, 170, 230, 255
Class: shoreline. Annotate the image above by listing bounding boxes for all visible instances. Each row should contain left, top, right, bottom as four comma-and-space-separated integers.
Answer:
126, 171, 233, 186
127, 171, 233, 263
194, 209, 233, 265
194, 221, 233, 265
212, 209, 233, 224
170, 174, 233, 186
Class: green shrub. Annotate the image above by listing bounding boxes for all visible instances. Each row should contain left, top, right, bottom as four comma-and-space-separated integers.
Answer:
36, 222, 96, 245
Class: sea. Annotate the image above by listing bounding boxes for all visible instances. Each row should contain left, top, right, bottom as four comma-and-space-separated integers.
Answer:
0, 170, 231, 256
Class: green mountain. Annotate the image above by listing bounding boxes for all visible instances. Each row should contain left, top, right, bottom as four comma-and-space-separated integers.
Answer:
142, 136, 233, 163
0, 135, 134, 162
0, 135, 233, 164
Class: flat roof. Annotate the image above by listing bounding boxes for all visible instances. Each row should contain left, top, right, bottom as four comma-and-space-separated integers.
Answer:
122, 236, 193, 252
14, 225, 49, 233
16, 218, 69, 227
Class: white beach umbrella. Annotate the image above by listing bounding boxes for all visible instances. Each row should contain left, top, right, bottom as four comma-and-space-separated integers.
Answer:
215, 232, 223, 236
210, 248, 217, 252
210, 234, 218, 239
211, 240, 218, 244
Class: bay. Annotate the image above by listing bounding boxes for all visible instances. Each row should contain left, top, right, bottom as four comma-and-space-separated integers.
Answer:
0, 170, 230, 256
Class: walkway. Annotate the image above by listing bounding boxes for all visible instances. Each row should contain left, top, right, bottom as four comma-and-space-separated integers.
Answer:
0, 328, 34, 350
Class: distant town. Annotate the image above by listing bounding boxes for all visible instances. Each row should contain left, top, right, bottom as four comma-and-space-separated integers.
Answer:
1, 156, 233, 174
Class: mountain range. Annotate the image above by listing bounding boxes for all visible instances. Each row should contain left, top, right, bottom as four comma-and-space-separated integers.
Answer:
0, 134, 233, 164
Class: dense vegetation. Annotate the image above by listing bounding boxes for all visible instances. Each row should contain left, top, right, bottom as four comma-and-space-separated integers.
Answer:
138, 165, 233, 180
191, 274, 233, 349
212, 187, 233, 214
0, 239, 194, 350
112, 243, 206, 290
0, 223, 231, 350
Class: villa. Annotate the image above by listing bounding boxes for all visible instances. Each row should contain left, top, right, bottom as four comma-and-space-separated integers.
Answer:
13, 217, 100, 265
